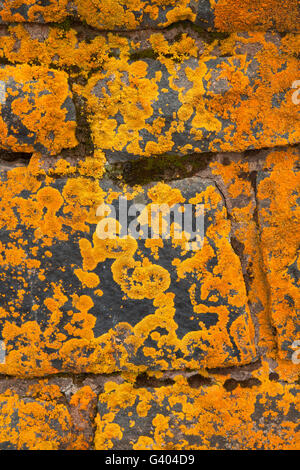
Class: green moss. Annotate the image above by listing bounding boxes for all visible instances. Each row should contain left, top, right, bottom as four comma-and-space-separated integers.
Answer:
108, 152, 214, 186
129, 48, 186, 64
166, 20, 230, 42
51, 17, 73, 34
129, 49, 158, 61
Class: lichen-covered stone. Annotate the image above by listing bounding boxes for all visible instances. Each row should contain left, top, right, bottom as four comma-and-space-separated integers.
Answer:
0, 27, 297, 160
84, 52, 299, 161
0, 65, 77, 155
0, 26, 298, 79
0, 0, 298, 451
0, 380, 94, 450
208, 146, 300, 383
0, 161, 256, 376
0, 1, 298, 32
94, 371, 300, 450
256, 147, 300, 363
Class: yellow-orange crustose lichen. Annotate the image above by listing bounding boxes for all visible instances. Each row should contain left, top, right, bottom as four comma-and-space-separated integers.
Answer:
214, 0, 299, 33
81, 37, 299, 160
0, 26, 298, 79
210, 147, 300, 381
0, 158, 256, 376
210, 155, 276, 355
0, 383, 92, 449
0, 0, 299, 451
0, 0, 70, 23
0, 0, 195, 28
0, 1, 298, 32
0, 65, 77, 154
257, 148, 300, 363
95, 369, 300, 450
0, 26, 298, 160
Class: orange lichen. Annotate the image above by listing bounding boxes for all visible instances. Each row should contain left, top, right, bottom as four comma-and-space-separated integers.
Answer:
27, 381, 64, 401
210, 157, 276, 355
0, 0, 299, 451
0, 164, 257, 376
70, 386, 96, 411
95, 372, 300, 450
257, 148, 300, 363
0, 388, 88, 449
83, 41, 299, 158
0, 1, 298, 31
214, 0, 299, 32
0, 1, 70, 23
0, 65, 77, 154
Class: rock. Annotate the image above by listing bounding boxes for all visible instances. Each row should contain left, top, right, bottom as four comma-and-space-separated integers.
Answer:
84, 52, 299, 161
95, 373, 300, 450
0, 1, 298, 32
207, 146, 300, 375
0, 0, 298, 451
0, 27, 298, 161
0, 380, 95, 450
0, 0, 72, 24
0, 65, 77, 155
0, 166, 256, 376
256, 146, 300, 362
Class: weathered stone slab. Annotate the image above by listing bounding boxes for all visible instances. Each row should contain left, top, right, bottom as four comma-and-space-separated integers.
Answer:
0, 26, 298, 79
0, 0, 71, 24
85, 53, 299, 161
256, 147, 300, 363
0, 380, 96, 449
0, 165, 256, 375
95, 374, 300, 450
0, 28, 297, 163
0, 1, 298, 32
0, 65, 77, 155
205, 146, 300, 378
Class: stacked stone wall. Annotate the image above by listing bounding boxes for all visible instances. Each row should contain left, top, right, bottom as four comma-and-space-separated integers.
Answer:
0, 1, 299, 450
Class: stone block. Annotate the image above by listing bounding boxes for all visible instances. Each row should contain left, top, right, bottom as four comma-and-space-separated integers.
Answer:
0, 65, 77, 155
0, 1, 298, 32
95, 374, 300, 450
85, 54, 299, 161
0, 167, 256, 375
257, 147, 300, 363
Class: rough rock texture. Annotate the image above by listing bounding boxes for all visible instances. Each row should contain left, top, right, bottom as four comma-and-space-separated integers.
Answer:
0, 0, 299, 450
0, 65, 77, 154
0, 171, 256, 375
256, 151, 300, 362
0, 1, 299, 32
84, 50, 299, 161
95, 371, 300, 450
0, 377, 99, 449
